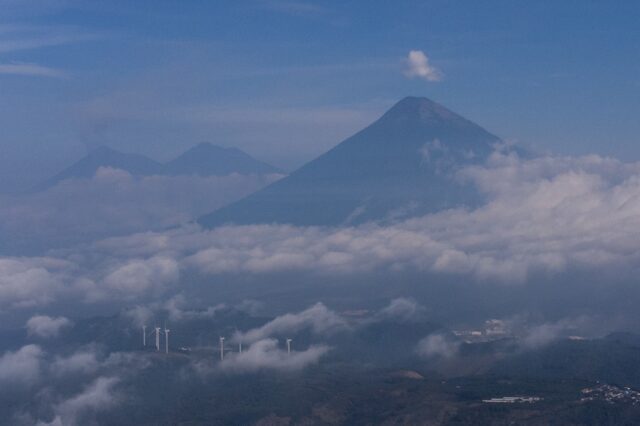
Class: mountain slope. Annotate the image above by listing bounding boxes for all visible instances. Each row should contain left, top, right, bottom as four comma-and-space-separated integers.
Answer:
198, 96, 503, 227
35, 144, 281, 192
163, 142, 281, 176
36, 146, 163, 190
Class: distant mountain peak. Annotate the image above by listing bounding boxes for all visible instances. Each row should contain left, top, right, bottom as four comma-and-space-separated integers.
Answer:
187, 142, 244, 156
380, 96, 466, 125
164, 143, 281, 176
199, 96, 507, 228
35, 143, 281, 192
32, 146, 163, 191
192, 141, 224, 150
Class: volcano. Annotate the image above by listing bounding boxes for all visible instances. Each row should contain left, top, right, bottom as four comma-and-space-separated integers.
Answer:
164, 142, 281, 177
199, 97, 505, 227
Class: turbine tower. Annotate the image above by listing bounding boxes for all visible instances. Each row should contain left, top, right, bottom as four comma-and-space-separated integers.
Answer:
142, 325, 147, 347
219, 336, 225, 361
164, 328, 170, 354
155, 327, 161, 351
238, 342, 242, 353
286, 338, 292, 355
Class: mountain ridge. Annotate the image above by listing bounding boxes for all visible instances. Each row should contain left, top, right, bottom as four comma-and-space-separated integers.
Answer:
34, 143, 281, 191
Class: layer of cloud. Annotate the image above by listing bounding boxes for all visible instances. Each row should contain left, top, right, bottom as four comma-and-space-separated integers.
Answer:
1, 343, 152, 425
0, 344, 43, 386
518, 316, 591, 349
219, 338, 330, 373
102, 255, 178, 299
3, 150, 640, 313
376, 298, 426, 323
0, 20, 102, 53
234, 303, 348, 344
416, 334, 459, 359
183, 151, 640, 282
26, 315, 73, 338
51, 350, 100, 376
0, 257, 72, 309
0, 168, 280, 254
404, 50, 442, 82
0, 62, 66, 77
39, 377, 120, 426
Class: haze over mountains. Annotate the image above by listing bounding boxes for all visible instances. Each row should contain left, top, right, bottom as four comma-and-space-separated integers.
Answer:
36, 142, 281, 191
199, 96, 509, 227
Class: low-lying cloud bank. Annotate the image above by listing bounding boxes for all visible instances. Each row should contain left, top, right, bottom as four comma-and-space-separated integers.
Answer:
0, 168, 281, 255
0, 344, 148, 426
3, 150, 640, 312
219, 339, 330, 373
234, 302, 348, 344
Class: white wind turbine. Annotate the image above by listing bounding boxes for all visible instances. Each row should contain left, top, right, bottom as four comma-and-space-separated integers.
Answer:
142, 325, 147, 347
155, 327, 161, 352
219, 336, 225, 361
286, 338, 292, 355
164, 327, 170, 354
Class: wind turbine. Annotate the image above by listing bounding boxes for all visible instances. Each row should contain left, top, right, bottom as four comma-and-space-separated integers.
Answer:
286, 338, 292, 355
219, 337, 225, 361
164, 328, 170, 354
142, 325, 147, 347
155, 327, 161, 352
238, 342, 243, 353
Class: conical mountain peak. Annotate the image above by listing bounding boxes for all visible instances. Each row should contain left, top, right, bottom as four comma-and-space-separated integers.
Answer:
164, 143, 281, 176
380, 96, 465, 125
199, 96, 507, 227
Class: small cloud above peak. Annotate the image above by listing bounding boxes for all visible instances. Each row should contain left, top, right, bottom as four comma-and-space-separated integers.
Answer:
404, 50, 442, 82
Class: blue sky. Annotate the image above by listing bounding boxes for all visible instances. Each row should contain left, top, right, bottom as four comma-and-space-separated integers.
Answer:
1, 0, 639, 191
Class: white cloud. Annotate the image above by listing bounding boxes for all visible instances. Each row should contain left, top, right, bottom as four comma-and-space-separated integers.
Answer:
0, 169, 280, 254
0, 257, 70, 308
51, 350, 100, 376
26, 315, 72, 338
103, 255, 179, 297
39, 377, 120, 426
0, 344, 43, 386
163, 294, 225, 322
181, 151, 640, 283
123, 305, 154, 328
2, 344, 150, 424
416, 334, 459, 359
0, 24, 101, 54
234, 303, 348, 344
219, 338, 330, 373
4, 150, 640, 312
0, 62, 66, 77
519, 316, 591, 349
376, 298, 426, 322
404, 50, 442, 82
234, 299, 265, 316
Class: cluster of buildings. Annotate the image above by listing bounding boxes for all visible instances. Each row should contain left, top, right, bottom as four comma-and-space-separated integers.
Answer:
453, 319, 509, 343
581, 384, 640, 406
482, 396, 542, 404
